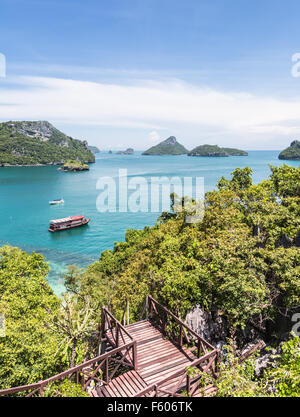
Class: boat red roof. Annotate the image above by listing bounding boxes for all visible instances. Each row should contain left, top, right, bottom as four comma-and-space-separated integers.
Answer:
50, 215, 84, 224
70, 215, 84, 220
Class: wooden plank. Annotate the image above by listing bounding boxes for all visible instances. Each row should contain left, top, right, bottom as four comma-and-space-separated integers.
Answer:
125, 320, 148, 329
139, 352, 185, 368
136, 337, 168, 349
136, 330, 162, 338
110, 378, 128, 397
137, 342, 176, 355
144, 367, 187, 386
138, 342, 184, 356
114, 374, 133, 397
139, 347, 184, 362
121, 372, 142, 395
122, 371, 148, 394
102, 383, 118, 397
127, 324, 153, 333
141, 358, 190, 380
133, 327, 160, 336
138, 350, 184, 364
140, 358, 188, 376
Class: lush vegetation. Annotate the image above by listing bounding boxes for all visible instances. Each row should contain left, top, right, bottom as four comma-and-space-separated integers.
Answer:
0, 164, 299, 396
222, 147, 248, 156
192, 335, 300, 397
188, 144, 248, 157
68, 165, 299, 337
116, 148, 134, 155
0, 247, 97, 391
59, 160, 90, 171
88, 146, 100, 154
142, 136, 188, 155
279, 140, 300, 160
0, 247, 63, 389
0, 121, 95, 166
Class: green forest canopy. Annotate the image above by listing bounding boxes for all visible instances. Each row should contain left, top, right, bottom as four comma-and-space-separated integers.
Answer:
0, 164, 299, 396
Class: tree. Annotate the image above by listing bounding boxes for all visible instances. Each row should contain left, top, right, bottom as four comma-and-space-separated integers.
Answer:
48, 293, 97, 368
0, 246, 63, 389
268, 335, 300, 397
77, 165, 299, 338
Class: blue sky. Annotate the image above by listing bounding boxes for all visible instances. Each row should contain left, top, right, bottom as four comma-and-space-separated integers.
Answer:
1, 0, 300, 149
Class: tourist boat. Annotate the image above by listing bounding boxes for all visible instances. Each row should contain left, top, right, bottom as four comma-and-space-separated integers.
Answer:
48, 215, 90, 232
49, 198, 64, 205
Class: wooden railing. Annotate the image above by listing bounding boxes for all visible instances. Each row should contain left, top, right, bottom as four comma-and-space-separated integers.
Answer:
101, 306, 138, 370
147, 295, 215, 358
134, 349, 220, 397
0, 342, 136, 397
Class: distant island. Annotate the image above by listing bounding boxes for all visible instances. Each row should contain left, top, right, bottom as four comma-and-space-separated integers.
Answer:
188, 144, 248, 157
88, 146, 100, 154
278, 140, 300, 160
142, 136, 188, 155
0, 121, 95, 166
58, 160, 89, 172
116, 148, 134, 155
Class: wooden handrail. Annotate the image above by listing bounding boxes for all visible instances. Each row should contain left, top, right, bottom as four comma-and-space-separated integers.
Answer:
101, 306, 138, 370
134, 349, 219, 397
147, 295, 215, 351
102, 307, 134, 341
0, 342, 135, 397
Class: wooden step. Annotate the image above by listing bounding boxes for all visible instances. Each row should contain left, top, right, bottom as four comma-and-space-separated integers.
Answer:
97, 370, 148, 397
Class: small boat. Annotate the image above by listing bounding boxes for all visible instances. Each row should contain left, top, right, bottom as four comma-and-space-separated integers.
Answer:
49, 198, 64, 205
48, 215, 90, 232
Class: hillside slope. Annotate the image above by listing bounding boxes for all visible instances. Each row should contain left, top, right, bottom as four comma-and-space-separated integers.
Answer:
188, 144, 248, 157
0, 121, 95, 166
142, 136, 188, 155
279, 140, 300, 160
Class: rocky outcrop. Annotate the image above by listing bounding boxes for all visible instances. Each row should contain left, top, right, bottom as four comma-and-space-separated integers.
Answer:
295, 231, 300, 247
185, 306, 229, 346
188, 144, 247, 157
276, 233, 293, 248
184, 305, 267, 355
0, 121, 95, 165
58, 160, 89, 172
279, 140, 300, 160
88, 146, 100, 154
116, 148, 134, 155
142, 136, 188, 155
9, 120, 54, 142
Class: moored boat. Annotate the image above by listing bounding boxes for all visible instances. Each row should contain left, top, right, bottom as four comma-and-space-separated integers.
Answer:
49, 198, 64, 205
48, 215, 90, 232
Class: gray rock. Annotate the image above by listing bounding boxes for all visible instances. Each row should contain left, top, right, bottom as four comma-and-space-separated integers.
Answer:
184, 305, 228, 345
240, 338, 265, 356
255, 353, 272, 376
276, 233, 293, 248
295, 231, 300, 247
116, 148, 134, 155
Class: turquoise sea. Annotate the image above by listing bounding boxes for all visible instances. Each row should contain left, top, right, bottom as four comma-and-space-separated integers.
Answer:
0, 151, 299, 296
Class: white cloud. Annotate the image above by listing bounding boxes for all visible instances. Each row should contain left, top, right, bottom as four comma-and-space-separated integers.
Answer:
148, 130, 160, 143
0, 75, 300, 148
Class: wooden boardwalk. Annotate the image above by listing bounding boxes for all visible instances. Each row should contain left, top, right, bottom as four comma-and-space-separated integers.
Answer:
0, 296, 220, 398
97, 319, 197, 397
96, 296, 220, 397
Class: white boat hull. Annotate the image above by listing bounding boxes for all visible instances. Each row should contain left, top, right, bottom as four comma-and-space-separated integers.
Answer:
49, 199, 64, 205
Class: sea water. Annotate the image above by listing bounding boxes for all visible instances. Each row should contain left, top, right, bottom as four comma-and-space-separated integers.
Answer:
0, 151, 299, 296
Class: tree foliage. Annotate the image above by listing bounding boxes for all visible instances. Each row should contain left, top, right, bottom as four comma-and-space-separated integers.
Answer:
1, 164, 299, 396
74, 165, 299, 334
0, 246, 64, 389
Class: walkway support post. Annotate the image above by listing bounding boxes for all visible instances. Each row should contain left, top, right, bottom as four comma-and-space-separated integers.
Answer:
146, 295, 149, 320
133, 341, 138, 370
127, 300, 130, 326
